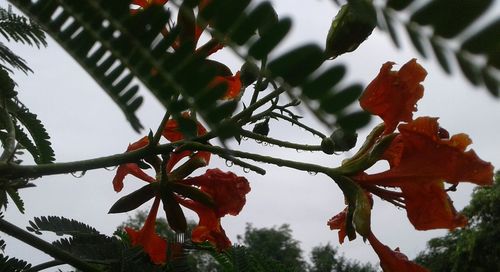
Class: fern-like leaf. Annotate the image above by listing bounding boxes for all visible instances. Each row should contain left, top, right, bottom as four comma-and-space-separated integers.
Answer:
5, 188, 23, 213
0, 254, 31, 272
7, 0, 353, 136
0, 6, 46, 48
375, 0, 500, 96
6, 100, 54, 164
26, 216, 100, 236
0, 42, 30, 73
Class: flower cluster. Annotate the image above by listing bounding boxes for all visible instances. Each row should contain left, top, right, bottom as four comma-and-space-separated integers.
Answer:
328, 59, 494, 271
111, 113, 250, 264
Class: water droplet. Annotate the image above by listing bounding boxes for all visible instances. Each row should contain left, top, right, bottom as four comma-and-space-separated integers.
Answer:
243, 168, 250, 173
269, 143, 274, 147
255, 140, 262, 144
242, 137, 249, 141
225, 160, 234, 167
308, 171, 317, 176
71, 171, 86, 178
263, 142, 269, 146
104, 166, 118, 171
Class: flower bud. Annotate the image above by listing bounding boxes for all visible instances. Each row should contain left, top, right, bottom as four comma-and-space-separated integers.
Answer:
331, 128, 358, 151
321, 137, 336, 154
240, 61, 260, 86
252, 120, 270, 136
325, 2, 376, 59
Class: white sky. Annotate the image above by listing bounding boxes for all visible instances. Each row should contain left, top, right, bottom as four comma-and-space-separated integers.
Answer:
1, 0, 500, 269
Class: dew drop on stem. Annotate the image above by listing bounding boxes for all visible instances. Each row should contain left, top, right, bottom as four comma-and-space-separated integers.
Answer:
71, 171, 87, 178
307, 171, 318, 176
225, 160, 234, 167
243, 168, 250, 173
104, 166, 118, 171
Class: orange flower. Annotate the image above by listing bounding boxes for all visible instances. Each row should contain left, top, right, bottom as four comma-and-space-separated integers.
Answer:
209, 71, 242, 99
327, 208, 348, 244
178, 169, 251, 250
125, 198, 169, 264
329, 59, 493, 271
113, 113, 210, 192
356, 117, 494, 230
359, 59, 427, 134
113, 113, 212, 263
367, 232, 428, 272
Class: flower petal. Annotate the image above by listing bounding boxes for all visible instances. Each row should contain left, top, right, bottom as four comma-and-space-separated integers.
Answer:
209, 72, 242, 100
113, 163, 156, 192
125, 198, 169, 264
162, 112, 208, 142
178, 198, 232, 250
327, 208, 348, 244
360, 59, 427, 134
400, 180, 467, 230
361, 117, 494, 187
368, 232, 429, 272
183, 168, 251, 217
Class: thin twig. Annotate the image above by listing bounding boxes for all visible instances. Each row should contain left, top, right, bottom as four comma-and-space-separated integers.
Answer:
239, 129, 322, 152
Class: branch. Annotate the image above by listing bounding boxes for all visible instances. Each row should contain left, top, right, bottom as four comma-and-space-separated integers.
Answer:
176, 141, 346, 176
239, 129, 322, 152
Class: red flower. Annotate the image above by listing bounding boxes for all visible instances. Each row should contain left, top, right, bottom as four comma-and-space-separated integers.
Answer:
359, 59, 427, 134
113, 113, 210, 192
367, 232, 428, 272
356, 117, 493, 230
113, 113, 211, 263
178, 169, 251, 250
208, 71, 243, 99
329, 59, 493, 271
327, 208, 347, 244
125, 198, 169, 264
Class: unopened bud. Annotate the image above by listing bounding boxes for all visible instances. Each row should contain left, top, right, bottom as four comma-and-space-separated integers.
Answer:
240, 61, 260, 86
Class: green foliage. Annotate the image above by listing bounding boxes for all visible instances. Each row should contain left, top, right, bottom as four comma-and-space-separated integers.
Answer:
7, 0, 371, 137
309, 244, 376, 272
6, 99, 55, 164
238, 223, 307, 271
0, 178, 32, 213
0, 254, 31, 272
26, 216, 100, 236
372, 0, 500, 96
0, 5, 46, 74
325, 1, 376, 59
414, 173, 500, 271
23, 215, 183, 271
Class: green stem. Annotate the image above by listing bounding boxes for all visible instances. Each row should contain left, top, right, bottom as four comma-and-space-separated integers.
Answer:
269, 112, 326, 138
175, 141, 340, 175
151, 109, 172, 147
0, 218, 100, 272
0, 142, 174, 179
239, 129, 322, 151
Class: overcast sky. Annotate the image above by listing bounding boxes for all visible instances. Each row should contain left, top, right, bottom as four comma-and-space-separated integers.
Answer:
2, 0, 500, 268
